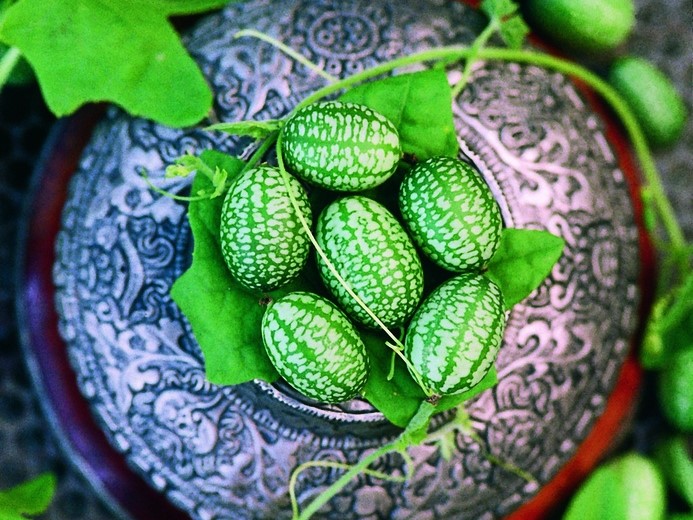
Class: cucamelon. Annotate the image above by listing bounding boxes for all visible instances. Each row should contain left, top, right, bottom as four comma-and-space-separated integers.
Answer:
399, 156, 503, 272
261, 291, 369, 403
404, 273, 506, 396
315, 195, 424, 329
281, 101, 401, 192
219, 165, 312, 292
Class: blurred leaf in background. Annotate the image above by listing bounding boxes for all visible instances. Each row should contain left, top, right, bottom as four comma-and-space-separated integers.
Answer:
0, 473, 56, 520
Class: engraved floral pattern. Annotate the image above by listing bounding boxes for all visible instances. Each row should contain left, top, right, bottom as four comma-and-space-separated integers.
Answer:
54, 0, 640, 518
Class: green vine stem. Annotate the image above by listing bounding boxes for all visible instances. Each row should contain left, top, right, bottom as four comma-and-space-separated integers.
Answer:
322, 47, 685, 269
140, 170, 217, 202
450, 19, 498, 99
234, 29, 339, 83
139, 154, 230, 202
292, 442, 403, 520
423, 407, 537, 483
464, 428, 537, 483
289, 458, 407, 519
290, 403, 534, 519
290, 397, 436, 520
241, 129, 280, 172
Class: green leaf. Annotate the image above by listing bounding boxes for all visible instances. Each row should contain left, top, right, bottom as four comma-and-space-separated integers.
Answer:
0, 472, 56, 517
480, 0, 519, 19
360, 332, 423, 427
360, 330, 497, 427
480, 0, 528, 49
136, 0, 232, 15
563, 453, 666, 520
498, 14, 529, 50
339, 69, 458, 160
170, 153, 281, 384
486, 228, 565, 309
0, 0, 218, 126
0, 509, 24, 520
206, 119, 282, 139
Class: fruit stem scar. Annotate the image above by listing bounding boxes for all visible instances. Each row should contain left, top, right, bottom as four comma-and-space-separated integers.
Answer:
425, 394, 441, 406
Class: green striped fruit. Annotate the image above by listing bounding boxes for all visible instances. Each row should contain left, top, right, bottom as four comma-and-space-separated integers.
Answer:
280, 101, 401, 192
523, 0, 635, 55
404, 273, 506, 396
608, 56, 688, 148
261, 291, 369, 403
399, 156, 503, 272
315, 195, 424, 329
220, 165, 312, 292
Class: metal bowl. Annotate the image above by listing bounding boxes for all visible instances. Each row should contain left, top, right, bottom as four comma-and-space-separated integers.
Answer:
51, 0, 645, 518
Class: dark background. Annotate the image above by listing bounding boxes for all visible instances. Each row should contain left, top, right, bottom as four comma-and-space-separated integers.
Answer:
0, 0, 690, 518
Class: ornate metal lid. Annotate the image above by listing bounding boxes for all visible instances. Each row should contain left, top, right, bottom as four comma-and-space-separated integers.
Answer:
53, 0, 642, 518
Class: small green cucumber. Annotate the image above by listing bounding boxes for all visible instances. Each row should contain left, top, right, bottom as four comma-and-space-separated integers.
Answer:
280, 101, 401, 192
563, 454, 666, 520
315, 195, 424, 329
399, 156, 503, 272
608, 56, 688, 148
404, 273, 506, 396
261, 291, 369, 403
523, 0, 635, 54
219, 165, 312, 292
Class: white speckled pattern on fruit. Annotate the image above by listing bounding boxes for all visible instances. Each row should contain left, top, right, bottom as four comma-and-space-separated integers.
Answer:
315, 196, 424, 328
281, 101, 401, 191
399, 156, 503, 272
405, 273, 506, 395
261, 292, 369, 403
220, 166, 312, 292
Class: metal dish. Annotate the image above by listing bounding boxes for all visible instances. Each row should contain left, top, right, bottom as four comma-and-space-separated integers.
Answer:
47, 0, 646, 518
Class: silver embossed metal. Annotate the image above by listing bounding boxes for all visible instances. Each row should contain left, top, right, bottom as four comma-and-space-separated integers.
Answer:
54, 0, 641, 518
